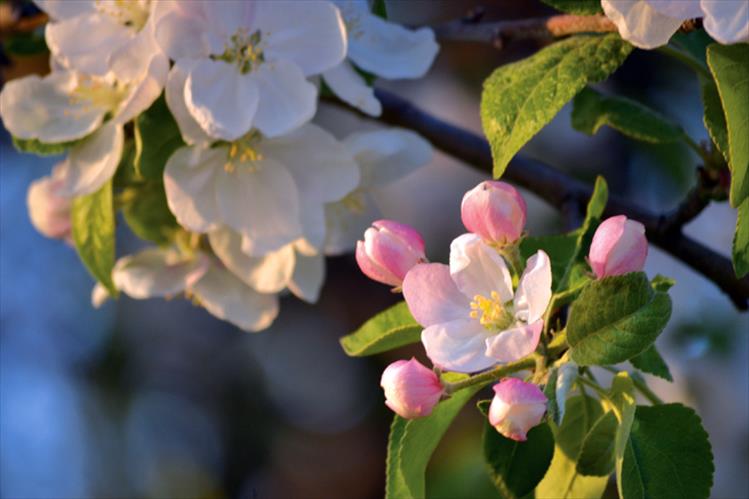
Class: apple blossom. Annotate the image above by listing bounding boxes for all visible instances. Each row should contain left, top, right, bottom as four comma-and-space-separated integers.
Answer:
163, 124, 360, 257
403, 234, 552, 373
356, 220, 427, 288
26, 164, 72, 242
154, 0, 346, 141
323, 0, 439, 116
324, 128, 433, 255
588, 215, 648, 278
380, 358, 444, 419
461, 181, 527, 247
112, 247, 279, 332
601, 0, 748, 49
488, 378, 547, 441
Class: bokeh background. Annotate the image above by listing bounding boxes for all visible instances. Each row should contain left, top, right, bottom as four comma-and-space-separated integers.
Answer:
1, 1, 747, 498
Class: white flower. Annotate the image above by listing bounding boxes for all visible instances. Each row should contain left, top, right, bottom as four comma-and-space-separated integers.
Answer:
112, 247, 279, 332
402, 234, 552, 373
324, 128, 433, 254
37, 0, 165, 77
602, 0, 749, 49
163, 124, 360, 256
323, 0, 439, 116
155, 0, 347, 141
26, 163, 72, 242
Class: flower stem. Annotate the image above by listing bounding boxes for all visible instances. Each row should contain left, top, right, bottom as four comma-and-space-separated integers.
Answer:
601, 366, 663, 405
442, 356, 536, 395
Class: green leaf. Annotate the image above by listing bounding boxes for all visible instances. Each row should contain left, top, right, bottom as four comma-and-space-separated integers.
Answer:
537, 395, 609, 498
650, 274, 675, 292
608, 372, 636, 499
386, 375, 484, 499
5, 31, 48, 56
134, 94, 185, 180
12, 136, 79, 156
371, 0, 387, 18
621, 404, 714, 499
121, 182, 181, 245
540, 0, 602, 15
568, 272, 672, 366
483, 420, 555, 498
700, 76, 729, 163
630, 344, 673, 382
544, 367, 561, 426
572, 87, 686, 144
481, 34, 632, 178
576, 411, 618, 476
71, 180, 118, 296
340, 302, 420, 356
521, 233, 579, 292
707, 44, 749, 207
734, 198, 749, 278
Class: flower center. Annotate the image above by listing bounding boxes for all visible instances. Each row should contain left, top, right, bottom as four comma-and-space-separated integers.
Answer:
341, 189, 367, 214
214, 29, 265, 74
95, 0, 150, 32
70, 76, 129, 113
224, 130, 264, 172
469, 291, 515, 331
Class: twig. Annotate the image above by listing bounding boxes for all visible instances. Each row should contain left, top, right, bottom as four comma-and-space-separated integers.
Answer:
374, 88, 749, 310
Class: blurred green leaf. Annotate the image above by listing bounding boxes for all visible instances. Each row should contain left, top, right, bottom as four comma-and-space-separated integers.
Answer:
134, 94, 185, 180
340, 302, 421, 356
540, 0, 602, 14
630, 344, 672, 381
71, 180, 118, 295
122, 182, 181, 245
481, 34, 631, 178
734, 198, 749, 278
5, 31, 48, 56
699, 76, 729, 163
621, 404, 714, 499
12, 136, 79, 156
371, 0, 387, 18
568, 273, 672, 366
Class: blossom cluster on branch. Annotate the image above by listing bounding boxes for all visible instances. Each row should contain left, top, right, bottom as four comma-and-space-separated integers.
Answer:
0, 0, 438, 331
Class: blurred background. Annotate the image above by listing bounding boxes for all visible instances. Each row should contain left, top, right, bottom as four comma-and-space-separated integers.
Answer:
1, 1, 747, 498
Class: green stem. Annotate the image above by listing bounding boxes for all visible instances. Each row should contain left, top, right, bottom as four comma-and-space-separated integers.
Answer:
601, 366, 663, 405
442, 356, 536, 395
657, 45, 711, 79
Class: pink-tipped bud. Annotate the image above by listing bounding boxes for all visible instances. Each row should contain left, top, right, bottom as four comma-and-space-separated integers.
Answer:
356, 220, 426, 287
461, 181, 527, 246
380, 358, 444, 419
488, 378, 547, 441
588, 215, 648, 279
26, 167, 72, 243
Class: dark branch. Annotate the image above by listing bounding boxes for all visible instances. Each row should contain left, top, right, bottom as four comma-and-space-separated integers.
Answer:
374, 88, 749, 310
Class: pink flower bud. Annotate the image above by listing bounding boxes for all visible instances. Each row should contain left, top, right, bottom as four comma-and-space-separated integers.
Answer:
356, 220, 426, 287
461, 181, 527, 246
380, 358, 444, 419
26, 168, 72, 243
588, 215, 648, 279
488, 378, 547, 441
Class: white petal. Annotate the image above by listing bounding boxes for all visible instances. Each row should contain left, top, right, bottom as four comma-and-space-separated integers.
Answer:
449, 233, 514, 302
251, 60, 318, 138
256, 0, 347, 76
323, 61, 382, 116
202, 0, 256, 37
514, 251, 552, 325
163, 145, 223, 233
323, 190, 382, 255
113, 51, 169, 125
215, 157, 302, 256
57, 123, 124, 196
601, 0, 685, 49
191, 262, 280, 332
45, 13, 130, 74
402, 263, 471, 327
343, 128, 433, 188
288, 250, 325, 303
185, 59, 259, 141
0, 71, 104, 143
701, 0, 749, 44
153, 1, 213, 60
485, 320, 544, 363
35, 1, 95, 20
647, 0, 703, 18
209, 227, 295, 293
108, 26, 162, 83
113, 248, 206, 299
165, 61, 213, 146
91, 283, 110, 308
343, 7, 439, 79
422, 318, 497, 373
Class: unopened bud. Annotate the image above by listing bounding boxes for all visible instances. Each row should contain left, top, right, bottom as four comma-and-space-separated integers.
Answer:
461, 180, 527, 246
588, 215, 648, 278
488, 378, 547, 441
356, 220, 426, 287
380, 358, 443, 419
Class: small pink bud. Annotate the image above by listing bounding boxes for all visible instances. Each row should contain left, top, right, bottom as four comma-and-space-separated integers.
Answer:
26, 168, 72, 243
380, 358, 444, 419
461, 181, 527, 246
588, 215, 648, 279
356, 220, 426, 287
488, 378, 547, 441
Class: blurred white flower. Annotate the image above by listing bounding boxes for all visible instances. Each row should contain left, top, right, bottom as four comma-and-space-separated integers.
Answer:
26, 163, 72, 242
155, 0, 346, 141
112, 247, 279, 332
163, 124, 360, 256
324, 128, 433, 254
323, 0, 439, 116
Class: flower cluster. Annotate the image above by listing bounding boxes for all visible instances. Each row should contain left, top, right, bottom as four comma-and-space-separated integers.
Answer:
1, 1, 438, 331
360, 180, 648, 440
602, 0, 749, 48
